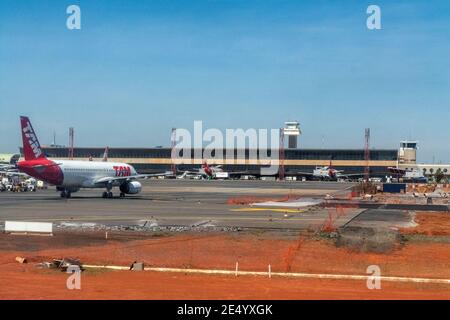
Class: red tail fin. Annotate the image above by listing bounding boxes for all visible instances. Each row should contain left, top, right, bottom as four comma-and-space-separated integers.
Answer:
20, 116, 46, 161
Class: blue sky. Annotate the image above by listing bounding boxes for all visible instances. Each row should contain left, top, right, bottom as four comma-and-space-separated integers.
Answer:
1, 0, 449, 162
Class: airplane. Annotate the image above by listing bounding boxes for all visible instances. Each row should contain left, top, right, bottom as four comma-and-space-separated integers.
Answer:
0, 154, 20, 168
288, 160, 365, 181
88, 147, 108, 162
178, 161, 251, 179
102, 146, 109, 162
312, 164, 345, 180
388, 167, 427, 183
198, 162, 224, 178
178, 162, 224, 179
16, 116, 168, 199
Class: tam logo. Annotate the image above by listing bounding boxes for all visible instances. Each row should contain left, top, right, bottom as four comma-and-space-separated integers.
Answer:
113, 166, 131, 177
23, 121, 42, 158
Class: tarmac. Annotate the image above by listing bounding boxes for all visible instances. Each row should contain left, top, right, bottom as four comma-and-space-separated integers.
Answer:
0, 180, 361, 230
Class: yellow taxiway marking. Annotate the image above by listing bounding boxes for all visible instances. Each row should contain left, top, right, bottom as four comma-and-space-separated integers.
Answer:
231, 208, 306, 213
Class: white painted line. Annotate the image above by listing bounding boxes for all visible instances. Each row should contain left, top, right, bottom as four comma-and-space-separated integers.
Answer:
81, 264, 450, 285
83, 264, 129, 270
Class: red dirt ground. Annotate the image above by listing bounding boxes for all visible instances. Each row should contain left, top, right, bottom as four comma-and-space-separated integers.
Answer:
1, 264, 449, 300
400, 212, 450, 236
0, 232, 449, 299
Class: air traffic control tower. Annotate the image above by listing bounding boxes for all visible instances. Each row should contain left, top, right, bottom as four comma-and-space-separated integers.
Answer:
283, 121, 301, 148
398, 141, 418, 165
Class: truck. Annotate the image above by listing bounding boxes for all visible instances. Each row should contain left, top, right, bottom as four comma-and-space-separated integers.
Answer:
214, 172, 230, 179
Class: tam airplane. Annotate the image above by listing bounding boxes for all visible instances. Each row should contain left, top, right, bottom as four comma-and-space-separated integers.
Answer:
17, 116, 167, 198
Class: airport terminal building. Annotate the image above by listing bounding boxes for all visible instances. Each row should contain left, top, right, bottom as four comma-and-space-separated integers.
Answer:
37, 146, 398, 177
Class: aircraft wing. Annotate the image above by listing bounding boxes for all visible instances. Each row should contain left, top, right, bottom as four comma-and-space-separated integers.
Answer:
339, 173, 365, 177
285, 170, 315, 176
93, 173, 169, 185
0, 170, 29, 177
226, 170, 258, 175
177, 169, 201, 175
0, 164, 17, 170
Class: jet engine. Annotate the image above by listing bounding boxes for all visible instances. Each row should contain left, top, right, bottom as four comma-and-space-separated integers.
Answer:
119, 181, 142, 194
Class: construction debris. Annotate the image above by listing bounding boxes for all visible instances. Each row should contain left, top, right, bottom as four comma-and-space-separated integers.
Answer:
352, 182, 378, 196
130, 262, 144, 271
36, 258, 84, 272
56, 222, 241, 233
336, 226, 402, 253
363, 194, 374, 200
15, 256, 27, 264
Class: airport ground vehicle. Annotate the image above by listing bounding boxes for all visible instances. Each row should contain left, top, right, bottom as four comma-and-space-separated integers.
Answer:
36, 180, 47, 189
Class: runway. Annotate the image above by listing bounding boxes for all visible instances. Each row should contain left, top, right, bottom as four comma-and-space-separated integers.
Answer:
0, 180, 358, 230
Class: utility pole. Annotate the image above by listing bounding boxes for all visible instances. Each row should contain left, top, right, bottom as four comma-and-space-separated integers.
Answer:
69, 127, 74, 160
364, 128, 370, 182
279, 129, 285, 180
171, 128, 177, 175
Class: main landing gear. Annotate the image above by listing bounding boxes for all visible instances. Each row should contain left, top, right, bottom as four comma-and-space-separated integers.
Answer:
102, 183, 114, 199
102, 191, 126, 198
102, 183, 126, 199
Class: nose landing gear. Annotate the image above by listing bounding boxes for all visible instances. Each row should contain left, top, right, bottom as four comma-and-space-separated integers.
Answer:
102, 191, 113, 198
60, 190, 72, 198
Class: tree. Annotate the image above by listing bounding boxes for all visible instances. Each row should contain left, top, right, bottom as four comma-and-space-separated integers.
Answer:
434, 168, 445, 183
